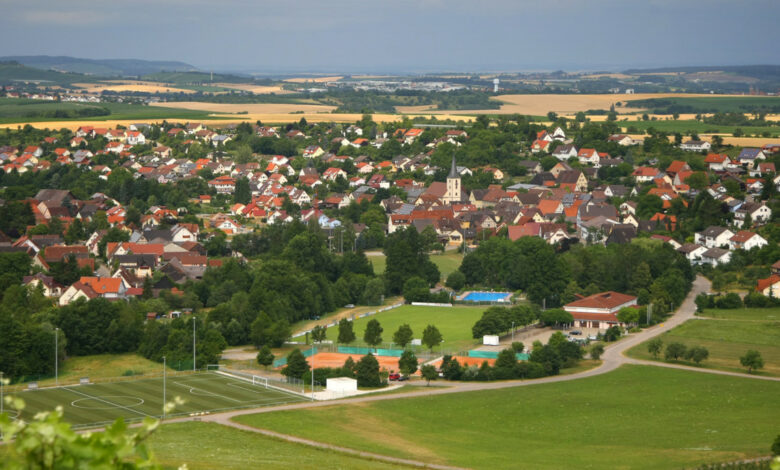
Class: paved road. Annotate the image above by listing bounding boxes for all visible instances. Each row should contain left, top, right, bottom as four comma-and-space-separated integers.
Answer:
180, 275, 778, 468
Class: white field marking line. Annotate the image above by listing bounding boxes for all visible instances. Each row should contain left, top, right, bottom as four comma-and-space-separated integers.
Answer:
71, 396, 145, 410
170, 380, 243, 403
63, 386, 154, 418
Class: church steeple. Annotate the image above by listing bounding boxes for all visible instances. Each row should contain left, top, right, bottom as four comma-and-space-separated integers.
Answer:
448, 154, 458, 179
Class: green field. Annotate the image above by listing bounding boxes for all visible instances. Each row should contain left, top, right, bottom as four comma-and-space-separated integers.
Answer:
234, 365, 780, 469
625, 96, 780, 114
698, 307, 780, 321
147, 422, 405, 470
324, 304, 486, 351
367, 251, 464, 279
0, 98, 226, 124
17, 353, 174, 388
5, 372, 305, 428
628, 317, 780, 376
623, 119, 780, 137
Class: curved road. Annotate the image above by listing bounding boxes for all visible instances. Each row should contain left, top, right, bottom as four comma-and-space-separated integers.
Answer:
181, 275, 778, 468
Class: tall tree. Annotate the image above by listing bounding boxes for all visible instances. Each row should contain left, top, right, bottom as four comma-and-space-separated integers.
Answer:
392, 324, 414, 348
234, 177, 251, 204
337, 318, 356, 344
363, 319, 383, 347
421, 324, 442, 352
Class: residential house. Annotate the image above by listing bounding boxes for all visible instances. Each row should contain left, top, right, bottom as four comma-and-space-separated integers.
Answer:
680, 140, 711, 152
729, 231, 768, 251
756, 275, 780, 297
694, 226, 734, 249
552, 144, 578, 161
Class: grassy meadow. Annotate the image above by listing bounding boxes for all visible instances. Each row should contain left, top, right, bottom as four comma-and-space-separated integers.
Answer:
147, 422, 406, 470
367, 251, 464, 279
234, 365, 780, 469
323, 304, 486, 351
623, 118, 780, 137
628, 312, 780, 376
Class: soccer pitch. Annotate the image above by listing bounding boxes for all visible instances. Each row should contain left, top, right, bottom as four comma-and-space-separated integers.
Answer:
4, 372, 306, 428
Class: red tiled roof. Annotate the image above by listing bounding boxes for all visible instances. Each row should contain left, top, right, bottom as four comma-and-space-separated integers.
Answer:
565, 291, 637, 310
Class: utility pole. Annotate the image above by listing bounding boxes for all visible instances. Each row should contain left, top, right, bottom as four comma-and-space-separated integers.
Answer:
162, 356, 166, 420
193, 317, 197, 371
55, 327, 59, 387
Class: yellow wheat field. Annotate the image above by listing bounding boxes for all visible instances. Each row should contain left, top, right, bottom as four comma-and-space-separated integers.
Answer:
214, 83, 293, 94
151, 101, 338, 114
73, 81, 197, 94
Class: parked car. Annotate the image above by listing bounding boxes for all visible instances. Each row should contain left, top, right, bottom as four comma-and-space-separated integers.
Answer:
388, 373, 401, 381
397, 376, 408, 381
569, 330, 582, 335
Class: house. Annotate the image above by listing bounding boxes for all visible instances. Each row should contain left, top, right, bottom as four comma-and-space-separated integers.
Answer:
22, 273, 63, 297
756, 275, 780, 297
735, 202, 772, 227
58, 281, 98, 306
694, 226, 734, 249
700, 247, 731, 267
666, 161, 691, 178
577, 148, 600, 166
737, 148, 766, 167
729, 231, 768, 251
531, 139, 551, 153
125, 131, 146, 146
208, 175, 236, 194
705, 153, 731, 171
557, 170, 588, 192
552, 144, 578, 161
78, 276, 127, 299
678, 243, 708, 264
303, 146, 324, 158
632, 167, 662, 183
680, 140, 711, 152
563, 291, 639, 330
517, 160, 543, 175
607, 134, 637, 146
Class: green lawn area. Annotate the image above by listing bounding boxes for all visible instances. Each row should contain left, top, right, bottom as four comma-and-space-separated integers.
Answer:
628, 318, 780, 376
234, 365, 780, 469
147, 422, 406, 470
698, 307, 780, 321
324, 304, 485, 352
367, 251, 464, 280
624, 96, 780, 114
14, 353, 170, 388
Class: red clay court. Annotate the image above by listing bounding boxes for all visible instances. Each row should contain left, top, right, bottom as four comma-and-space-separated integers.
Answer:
428, 356, 496, 368
305, 352, 403, 372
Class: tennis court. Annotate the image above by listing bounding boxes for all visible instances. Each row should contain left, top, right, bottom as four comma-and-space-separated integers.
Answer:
4, 371, 307, 428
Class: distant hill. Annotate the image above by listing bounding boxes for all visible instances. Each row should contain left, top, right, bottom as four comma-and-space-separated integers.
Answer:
0, 55, 198, 77
141, 71, 257, 85
623, 65, 780, 81
0, 61, 96, 86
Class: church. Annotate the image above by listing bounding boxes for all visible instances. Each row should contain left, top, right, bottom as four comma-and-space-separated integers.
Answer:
443, 155, 462, 203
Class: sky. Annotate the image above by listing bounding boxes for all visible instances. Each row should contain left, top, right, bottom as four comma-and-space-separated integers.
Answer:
0, 0, 778, 74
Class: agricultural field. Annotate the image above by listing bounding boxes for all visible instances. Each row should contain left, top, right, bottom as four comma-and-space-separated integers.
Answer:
322, 304, 487, 351
4, 371, 305, 428
234, 365, 780, 470
73, 81, 198, 94
150, 101, 338, 115
627, 314, 780, 376
623, 96, 780, 114
284, 76, 344, 83
429, 93, 728, 116
0, 99, 225, 125
147, 421, 405, 470
623, 119, 780, 137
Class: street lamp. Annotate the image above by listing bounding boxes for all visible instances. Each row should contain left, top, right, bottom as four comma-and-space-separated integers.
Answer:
192, 316, 196, 371
55, 328, 59, 387
511, 321, 515, 344
162, 356, 166, 420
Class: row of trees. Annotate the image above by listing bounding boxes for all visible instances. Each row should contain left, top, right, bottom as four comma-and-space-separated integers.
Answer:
330, 318, 444, 351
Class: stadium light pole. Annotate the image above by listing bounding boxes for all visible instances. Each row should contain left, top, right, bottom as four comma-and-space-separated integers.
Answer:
162, 356, 166, 420
511, 321, 515, 344
55, 327, 59, 387
192, 316, 196, 372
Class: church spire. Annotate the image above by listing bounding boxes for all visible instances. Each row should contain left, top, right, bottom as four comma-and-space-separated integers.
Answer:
448, 154, 458, 179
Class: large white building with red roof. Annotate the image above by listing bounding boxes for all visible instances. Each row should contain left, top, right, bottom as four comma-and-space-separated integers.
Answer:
563, 291, 638, 330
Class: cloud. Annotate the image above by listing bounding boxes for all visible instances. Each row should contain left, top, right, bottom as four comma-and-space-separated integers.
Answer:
17, 9, 117, 25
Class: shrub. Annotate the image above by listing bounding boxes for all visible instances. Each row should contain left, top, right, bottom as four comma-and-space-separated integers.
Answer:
665, 342, 687, 361
714, 292, 743, 309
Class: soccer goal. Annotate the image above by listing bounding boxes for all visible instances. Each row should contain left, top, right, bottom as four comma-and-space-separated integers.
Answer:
206, 364, 221, 372
252, 376, 269, 388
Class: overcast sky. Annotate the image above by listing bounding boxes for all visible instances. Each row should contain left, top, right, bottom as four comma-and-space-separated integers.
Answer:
0, 0, 778, 74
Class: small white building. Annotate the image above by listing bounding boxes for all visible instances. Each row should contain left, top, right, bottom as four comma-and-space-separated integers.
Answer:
327, 377, 358, 394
